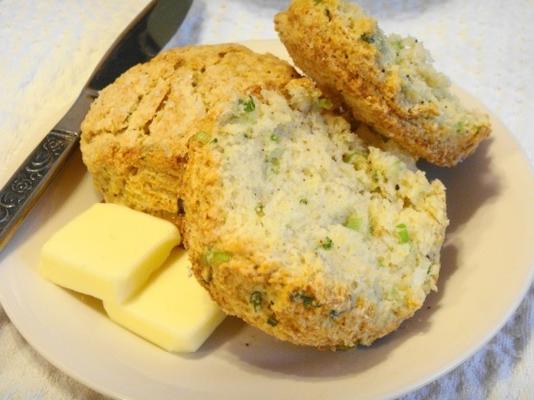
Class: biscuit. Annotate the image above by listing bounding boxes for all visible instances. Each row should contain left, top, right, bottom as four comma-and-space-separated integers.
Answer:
183, 77, 448, 348
275, 0, 491, 166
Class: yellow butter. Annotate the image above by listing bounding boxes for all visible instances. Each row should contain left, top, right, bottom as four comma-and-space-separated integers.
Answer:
40, 203, 180, 302
104, 248, 226, 353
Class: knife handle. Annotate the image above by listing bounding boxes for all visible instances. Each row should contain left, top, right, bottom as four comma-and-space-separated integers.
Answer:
0, 130, 79, 252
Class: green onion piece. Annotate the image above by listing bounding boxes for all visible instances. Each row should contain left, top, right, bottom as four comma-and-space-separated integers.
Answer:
396, 223, 410, 244
194, 131, 211, 144
267, 315, 278, 326
392, 39, 404, 50
377, 256, 386, 268
317, 98, 333, 110
270, 133, 280, 142
344, 213, 362, 231
454, 121, 465, 133
342, 153, 353, 163
290, 292, 320, 308
320, 236, 333, 250
299, 198, 308, 205
255, 203, 265, 217
360, 32, 375, 43
203, 249, 232, 266
250, 291, 262, 312
342, 152, 367, 169
270, 157, 280, 174
302, 295, 314, 307
239, 96, 255, 113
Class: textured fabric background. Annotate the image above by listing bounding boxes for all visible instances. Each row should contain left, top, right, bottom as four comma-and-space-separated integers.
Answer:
0, 1, 532, 399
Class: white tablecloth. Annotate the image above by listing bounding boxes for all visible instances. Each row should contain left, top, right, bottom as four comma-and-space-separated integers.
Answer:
0, 1, 532, 399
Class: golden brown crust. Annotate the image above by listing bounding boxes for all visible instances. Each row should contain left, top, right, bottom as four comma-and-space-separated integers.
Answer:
80, 44, 300, 229
275, 0, 491, 166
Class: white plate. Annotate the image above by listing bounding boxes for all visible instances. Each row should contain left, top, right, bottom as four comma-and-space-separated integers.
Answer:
1, 40, 533, 400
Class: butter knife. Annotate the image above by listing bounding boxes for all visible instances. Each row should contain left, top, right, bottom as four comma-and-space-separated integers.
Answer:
0, 0, 192, 252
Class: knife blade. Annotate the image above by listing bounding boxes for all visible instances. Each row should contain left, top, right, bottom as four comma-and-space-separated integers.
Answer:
0, 0, 192, 252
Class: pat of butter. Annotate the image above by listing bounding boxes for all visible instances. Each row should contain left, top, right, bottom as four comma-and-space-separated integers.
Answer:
104, 248, 226, 352
40, 203, 180, 303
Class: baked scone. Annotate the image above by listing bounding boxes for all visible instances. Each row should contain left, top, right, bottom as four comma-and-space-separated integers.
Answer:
81, 44, 299, 230
275, 0, 491, 166
183, 77, 448, 348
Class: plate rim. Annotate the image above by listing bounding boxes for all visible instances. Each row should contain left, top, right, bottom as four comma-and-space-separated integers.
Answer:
1, 38, 533, 400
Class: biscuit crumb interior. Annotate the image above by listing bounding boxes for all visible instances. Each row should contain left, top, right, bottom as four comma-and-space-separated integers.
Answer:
205, 80, 448, 337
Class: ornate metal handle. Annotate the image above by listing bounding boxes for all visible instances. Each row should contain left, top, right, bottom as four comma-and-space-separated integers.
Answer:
0, 130, 79, 252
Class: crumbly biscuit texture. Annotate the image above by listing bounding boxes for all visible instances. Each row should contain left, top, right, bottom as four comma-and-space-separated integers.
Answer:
81, 44, 300, 229
183, 78, 448, 348
275, 0, 491, 166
